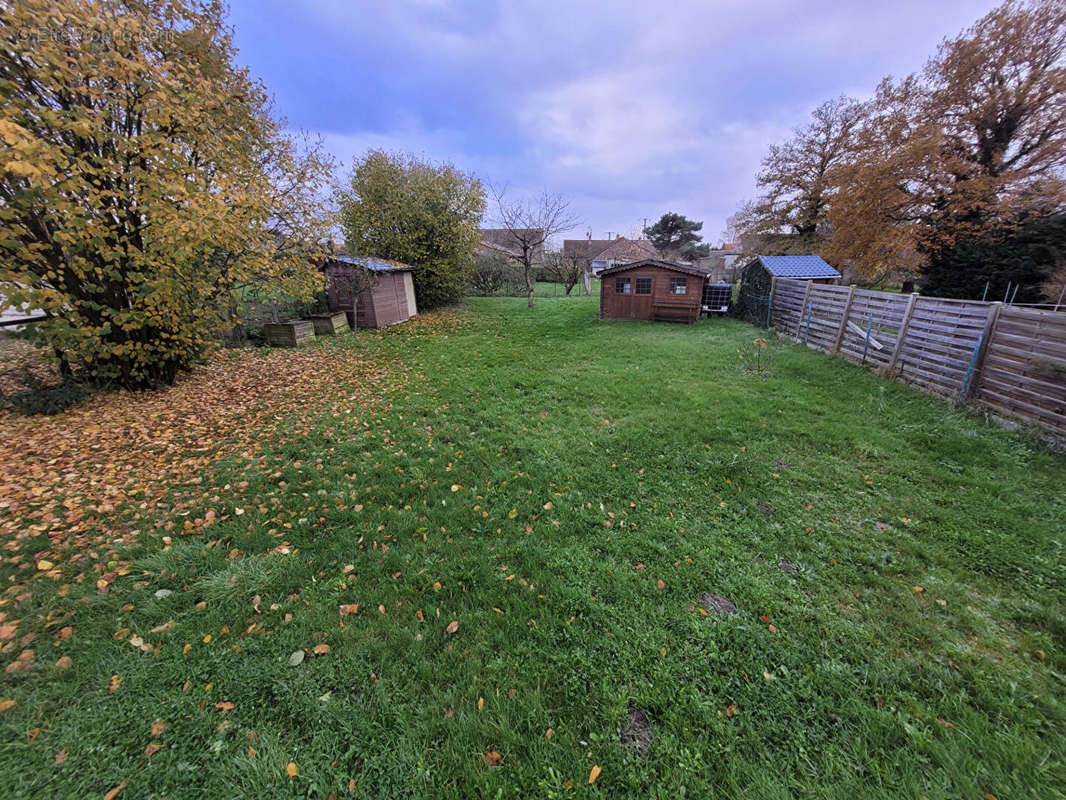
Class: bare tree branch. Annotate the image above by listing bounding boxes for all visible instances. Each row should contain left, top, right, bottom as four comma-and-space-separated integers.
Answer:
490, 186, 580, 308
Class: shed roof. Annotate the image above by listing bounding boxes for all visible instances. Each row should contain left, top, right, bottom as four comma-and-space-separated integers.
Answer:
598, 258, 710, 278
755, 255, 840, 279
327, 254, 415, 273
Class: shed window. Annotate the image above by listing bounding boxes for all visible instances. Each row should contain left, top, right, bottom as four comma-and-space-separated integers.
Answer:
615, 277, 632, 294
635, 277, 652, 295
670, 277, 687, 295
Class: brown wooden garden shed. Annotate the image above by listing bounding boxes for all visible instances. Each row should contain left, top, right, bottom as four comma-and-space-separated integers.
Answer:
599, 259, 709, 323
322, 255, 418, 329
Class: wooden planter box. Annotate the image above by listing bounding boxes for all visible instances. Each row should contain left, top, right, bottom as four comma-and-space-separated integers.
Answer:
307, 312, 351, 336
262, 320, 315, 347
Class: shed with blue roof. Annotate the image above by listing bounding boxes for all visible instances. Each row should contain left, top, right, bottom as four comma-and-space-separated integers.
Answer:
751, 255, 841, 281
322, 254, 418, 329
732, 255, 840, 325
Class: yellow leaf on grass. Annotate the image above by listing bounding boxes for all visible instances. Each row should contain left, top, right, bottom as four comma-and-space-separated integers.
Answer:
446, 620, 459, 634
55, 656, 73, 671
215, 701, 235, 712
484, 750, 502, 766
151, 721, 165, 736
339, 604, 359, 616
477, 696, 484, 712
0, 699, 15, 713
588, 765, 602, 784
450, 484, 462, 492
103, 781, 126, 800
312, 643, 330, 655
286, 762, 298, 777
36, 560, 53, 571
145, 742, 162, 756
545, 728, 553, 740
507, 508, 518, 519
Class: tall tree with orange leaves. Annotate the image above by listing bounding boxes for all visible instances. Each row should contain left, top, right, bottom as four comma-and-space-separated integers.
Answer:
826, 0, 1066, 281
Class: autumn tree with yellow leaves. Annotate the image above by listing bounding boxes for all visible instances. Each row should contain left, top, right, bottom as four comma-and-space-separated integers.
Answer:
0, 0, 334, 388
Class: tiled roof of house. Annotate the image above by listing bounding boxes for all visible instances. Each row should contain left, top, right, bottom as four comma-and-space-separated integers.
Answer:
479, 228, 545, 261
562, 237, 659, 262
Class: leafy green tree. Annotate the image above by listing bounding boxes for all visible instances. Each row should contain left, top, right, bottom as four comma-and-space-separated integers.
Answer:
0, 0, 333, 389
921, 211, 1066, 302
646, 213, 710, 260
337, 151, 485, 309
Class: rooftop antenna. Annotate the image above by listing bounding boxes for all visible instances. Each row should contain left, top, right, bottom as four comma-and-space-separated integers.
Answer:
981, 281, 989, 302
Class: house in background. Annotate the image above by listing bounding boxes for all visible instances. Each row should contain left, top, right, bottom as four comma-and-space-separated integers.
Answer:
479, 228, 546, 264
321, 255, 418, 329
599, 259, 709, 324
696, 243, 744, 282
562, 235, 660, 276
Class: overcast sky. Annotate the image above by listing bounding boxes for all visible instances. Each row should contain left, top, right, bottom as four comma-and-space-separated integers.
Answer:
227, 0, 1002, 246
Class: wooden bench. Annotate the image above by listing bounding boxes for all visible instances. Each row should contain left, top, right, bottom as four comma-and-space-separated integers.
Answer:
653, 300, 700, 323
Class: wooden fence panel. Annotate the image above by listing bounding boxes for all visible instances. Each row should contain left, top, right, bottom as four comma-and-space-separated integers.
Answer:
895, 298, 992, 398
974, 306, 1066, 433
770, 279, 807, 332
765, 280, 1066, 440
838, 290, 910, 369
801, 284, 852, 353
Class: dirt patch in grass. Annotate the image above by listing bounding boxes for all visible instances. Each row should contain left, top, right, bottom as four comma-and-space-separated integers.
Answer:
700, 592, 738, 617
620, 705, 653, 757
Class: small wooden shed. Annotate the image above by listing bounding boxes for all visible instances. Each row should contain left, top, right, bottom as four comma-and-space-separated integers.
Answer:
599, 259, 709, 323
322, 255, 418, 329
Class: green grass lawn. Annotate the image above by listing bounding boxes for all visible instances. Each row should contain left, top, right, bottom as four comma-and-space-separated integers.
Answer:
2, 295, 1065, 799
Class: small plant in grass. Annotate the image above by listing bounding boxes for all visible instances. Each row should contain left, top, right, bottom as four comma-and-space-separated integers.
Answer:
738, 337, 774, 373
